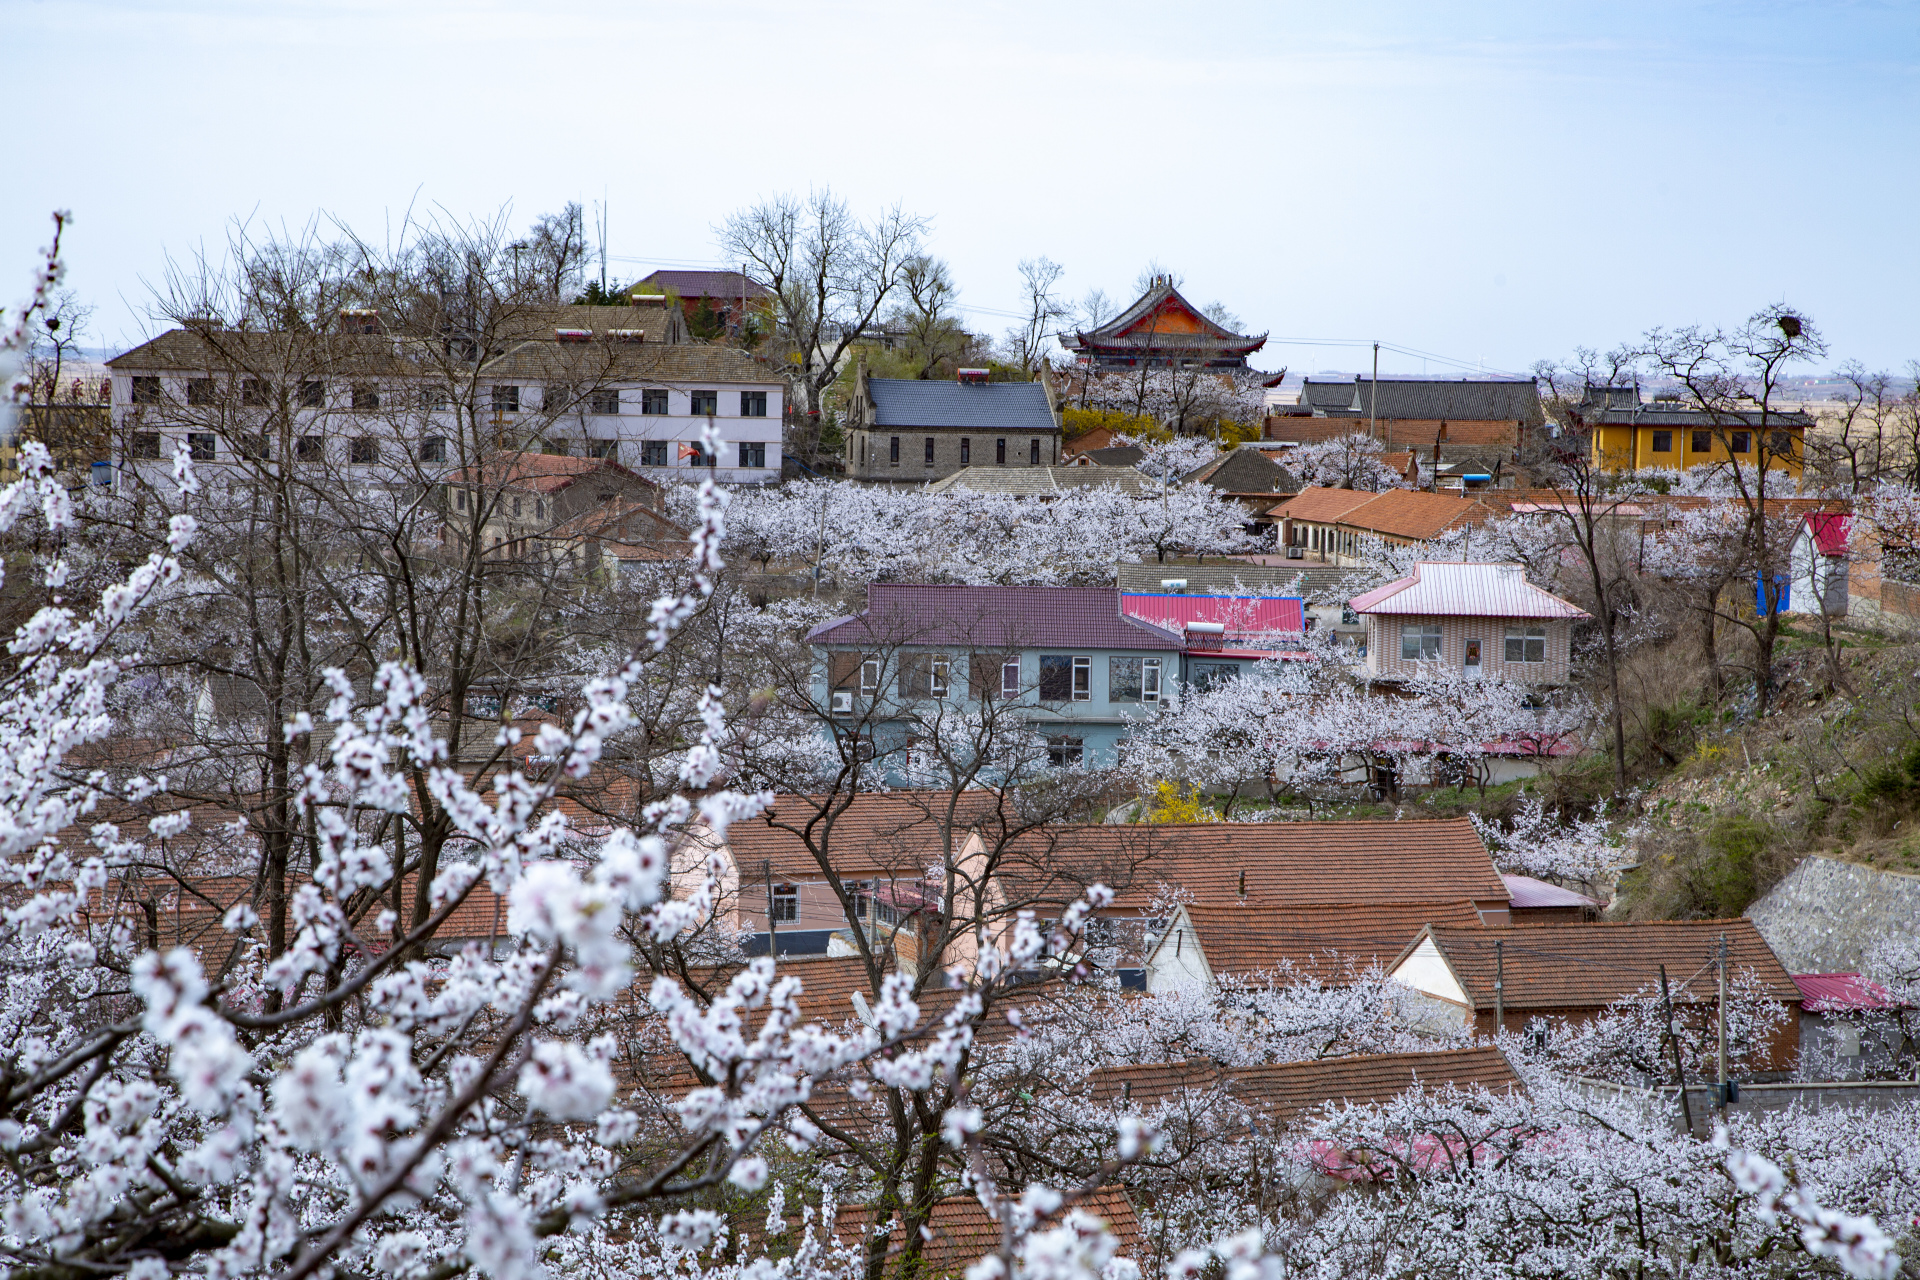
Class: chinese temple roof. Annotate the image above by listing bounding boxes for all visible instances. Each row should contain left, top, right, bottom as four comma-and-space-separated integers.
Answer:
1066, 277, 1267, 368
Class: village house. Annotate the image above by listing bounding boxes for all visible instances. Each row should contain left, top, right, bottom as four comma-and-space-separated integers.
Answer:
1143, 900, 1493, 992
104, 301, 785, 486
1347, 561, 1587, 683
1388, 918, 1804, 1070
630, 269, 771, 340
843, 365, 1062, 481
1788, 511, 1852, 617
1574, 383, 1811, 478
1114, 561, 1364, 647
1268, 376, 1544, 472
441, 453, 684, 572
1271, 488, 1494, 566
806, 584, 1302, 769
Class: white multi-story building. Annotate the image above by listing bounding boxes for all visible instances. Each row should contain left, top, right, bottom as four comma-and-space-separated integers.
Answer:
105, 304, 785, 487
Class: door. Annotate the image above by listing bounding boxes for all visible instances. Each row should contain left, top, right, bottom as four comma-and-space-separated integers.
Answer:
1463, 638, 1483, 679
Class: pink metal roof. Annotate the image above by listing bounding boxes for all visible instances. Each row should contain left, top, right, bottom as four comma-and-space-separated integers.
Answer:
1500, 874, 1599, 909
1805, 513, 1852, 557
1792, 972, 1898, 1013
1120, 593, 1305, 637
1348, 562, 1588, 619
807, 585, 1183, 650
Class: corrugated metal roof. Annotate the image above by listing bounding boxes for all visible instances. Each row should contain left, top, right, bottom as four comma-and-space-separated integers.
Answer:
1348, 562, 1588, 619
1121, 593, 1304, 636
1792, 972, 1896, 1012
807, 584, 1183, 650
1501, 874, 1599, 910
869, 377, 1055, 430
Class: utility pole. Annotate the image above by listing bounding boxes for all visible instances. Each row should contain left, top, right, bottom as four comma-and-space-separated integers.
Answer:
1716, 932, 1730, 1113
1369, 342, 1380, 442
1494, 939, 1505, 1039
764, 858, 779, 956
1659, 964, 1694, 1137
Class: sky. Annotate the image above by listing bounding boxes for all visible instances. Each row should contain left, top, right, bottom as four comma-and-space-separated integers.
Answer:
3, 0, 1916, 377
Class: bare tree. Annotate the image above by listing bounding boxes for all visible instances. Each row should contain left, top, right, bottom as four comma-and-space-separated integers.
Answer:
1003, 255, 1068, 377
1811, 360, 1897, 492
888, 255, 973, 379
1636, 305, 1827, 717
717, 189, 927, 460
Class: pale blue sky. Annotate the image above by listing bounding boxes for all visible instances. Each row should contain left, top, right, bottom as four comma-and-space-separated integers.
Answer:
3, 0, 1915, 374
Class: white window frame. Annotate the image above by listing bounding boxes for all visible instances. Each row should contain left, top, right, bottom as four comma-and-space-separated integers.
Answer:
1071, 655, 1092, 701
770, 885, 798, 923
930, 657, 950, 699
1504, 625, 1547, 663
1142, 658, 1162, 703
860, 659, 880, 694
1001, 659, 1020, 698
1401, 622, 1442, 662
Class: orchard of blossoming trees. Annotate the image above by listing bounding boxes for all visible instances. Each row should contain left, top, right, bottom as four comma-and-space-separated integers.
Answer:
1, 205, 1916, 1280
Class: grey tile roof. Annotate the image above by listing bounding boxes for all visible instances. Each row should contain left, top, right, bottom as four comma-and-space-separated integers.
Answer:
1185, 448, 1298, 495
868, 378, 1056, 430
480, 340, 780, 384
925, 465, 1156, 496
1301, 377, 1545, 425
807, 585, 1183, 650
1576, 404, 1814, 428
636, 270, 771, 301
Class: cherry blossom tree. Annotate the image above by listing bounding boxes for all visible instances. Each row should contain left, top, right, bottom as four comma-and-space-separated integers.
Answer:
1287, 433, 1408, 492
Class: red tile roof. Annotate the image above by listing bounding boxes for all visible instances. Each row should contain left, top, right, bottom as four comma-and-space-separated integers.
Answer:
721, 792, 1007, 881
1268, 487, 1379, 524
836, 1187, 1143, 1277
1087, 1046, 1521, 1123
1003, 820, 1509, 913
1337, 490, 1493, 540
1169, 900, 1490, 978
808, 585, 1182, 651
1404, 919, 1800, 1012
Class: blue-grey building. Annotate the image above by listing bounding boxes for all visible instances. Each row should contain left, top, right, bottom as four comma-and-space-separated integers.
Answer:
807, 584, 1303, 768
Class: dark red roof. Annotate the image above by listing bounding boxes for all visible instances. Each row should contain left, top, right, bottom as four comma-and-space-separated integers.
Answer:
807, 585, 1183, 651
1120, 593, 1304, 637
636, 269, 771, 301
1806, 513, 1852, 556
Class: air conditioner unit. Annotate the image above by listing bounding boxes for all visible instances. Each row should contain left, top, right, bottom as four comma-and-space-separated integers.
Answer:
1285, 546, 1304, 559
831, 690, 854, 715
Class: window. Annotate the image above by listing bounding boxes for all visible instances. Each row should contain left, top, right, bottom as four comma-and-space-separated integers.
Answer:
1110, 657, 1144, 701
889, 436, 900, 465
1400, 622, 1442, 661
740, 391, 767, 417
1341, 606, 1360, 627
846, 880, 873, 920
295, 435, 324, 461
960, 438, 971, 465
1072, 655, 1091, 700
187, 379, 216, 407
131, 431, 161, 460
241, 378, 271, 407
769, 886, 798, 923
237, 432, 268, 460
590, 389, 621, 415
1039, 655, 1074, 701
534, 499, 546, 521
639, 389, 668, 415
298, 380, 325, 408
1030, 438, 1041, 465
640, 440, 668, 466
586, 439, 618, 460
420, 436, 447, 463
465, 692, 503, 718
738, 441, 765, 468
860, 658, 881, 694
491, 384, 520, 413
1768, 428, 1793, 454
924, 437, 935, 466
1047, 736, 1084, 768
349, 437, 378, 464
1189, 661, 1237, 692
1730, 430, 1751, 454
131, 376, 162, 405
1651, 430, 1673, 453
511, 497, 522, 517
1142, 658, 1162, 702
996, 438, 1006, 464
686, 441, 715, 467
1504, 625, 1547, 663
1691, 430, 1711, 454
689, 390, 717, 416
930, 658, 950, 698
898, 655, 933, 698
351, 383, 380, 411
419, 386, 449, 410
1002, 659, 1020, 698
187, 433, 215, 461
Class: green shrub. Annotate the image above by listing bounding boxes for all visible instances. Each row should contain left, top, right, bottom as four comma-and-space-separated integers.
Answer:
1689, 815, 1776, 917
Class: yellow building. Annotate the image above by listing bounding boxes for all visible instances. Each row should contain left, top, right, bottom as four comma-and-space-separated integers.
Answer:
1579, 386, 1807, 477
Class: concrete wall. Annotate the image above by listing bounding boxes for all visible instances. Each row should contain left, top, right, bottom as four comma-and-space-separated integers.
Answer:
847, 425, 1059, 482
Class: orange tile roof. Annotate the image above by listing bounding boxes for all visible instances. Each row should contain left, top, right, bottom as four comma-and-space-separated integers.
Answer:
1339, 489, 1492, 540
1408, 919, 1800, 1012
836, 1186, 1143, 1277
1172, 900, 1490, 978
1001, 820, 1508, 913
1267, 487, 1380, 523
722, 792, 1008, 881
